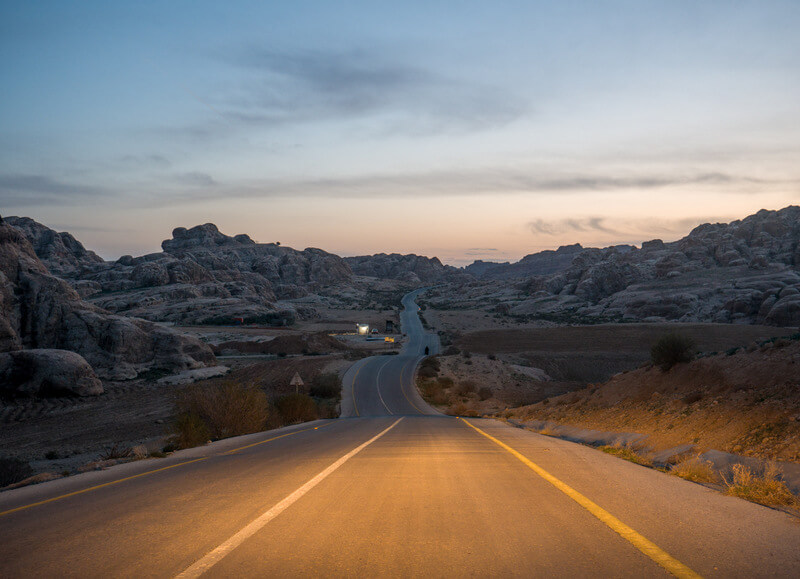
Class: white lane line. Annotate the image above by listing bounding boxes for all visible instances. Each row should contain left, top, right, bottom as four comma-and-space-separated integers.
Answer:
175, 418, 403, 578
375, 357, 395, 415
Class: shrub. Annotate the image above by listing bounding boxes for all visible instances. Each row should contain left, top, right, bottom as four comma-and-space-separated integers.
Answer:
274, 393, 318, 424
477, 386, 493, 401
723, 463, 798, 508
175, 381, 269, 444
651, 332, 695, 371
310, 373, 342, 399
671, 456, 718, 483
418, 366, 438, 379
174, 412, 211, 449
437, 376, 454, 388
100, 444, 132, 460
455, 380, 476, 396
0, 457, 34, 487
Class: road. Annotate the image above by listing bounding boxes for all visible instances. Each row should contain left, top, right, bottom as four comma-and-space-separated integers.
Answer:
2, 290, 800, 577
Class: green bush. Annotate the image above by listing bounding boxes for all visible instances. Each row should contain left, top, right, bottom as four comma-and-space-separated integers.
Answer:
274, 393, 319, 423
651, 332, 695, 371
174, 381, 269, 446
310, 373, 342, 399
0, 457, 33, 487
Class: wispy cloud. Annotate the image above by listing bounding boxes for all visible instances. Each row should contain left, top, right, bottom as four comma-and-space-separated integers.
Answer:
0, 174, 110, 206
213, 47, 527, 134
527, 215, 737, 242
174, 172, 217, 187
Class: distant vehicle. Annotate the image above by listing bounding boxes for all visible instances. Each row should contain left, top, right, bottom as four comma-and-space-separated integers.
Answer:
371, 328, 379, 334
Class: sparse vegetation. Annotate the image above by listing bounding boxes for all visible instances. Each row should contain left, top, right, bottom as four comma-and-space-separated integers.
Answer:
174, 380, 269, 448
309, 372, 342, 399
99, 444, 133, 461
274, 393, 319, 424
599, 445, 653, 467
651, 332, 695, 371
723, 463, 798, 509
671, 456, 719, 483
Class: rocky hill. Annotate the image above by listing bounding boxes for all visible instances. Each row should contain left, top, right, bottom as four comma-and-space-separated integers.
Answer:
465, 243, 586, 280
8, 220, 354, 326
345, 253, 464, 283
0, 218, 215, 396
449, 206, 800, 326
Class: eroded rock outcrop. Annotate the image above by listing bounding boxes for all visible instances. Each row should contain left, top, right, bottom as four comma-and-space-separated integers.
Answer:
8, 220, 353, 325
345, 253, 463, 283
0, 221, 215, 386
456, 206, 800, 326
0, 349, 103, 397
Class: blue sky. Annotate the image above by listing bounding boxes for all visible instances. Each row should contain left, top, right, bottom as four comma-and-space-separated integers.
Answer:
2, 1, 799, 265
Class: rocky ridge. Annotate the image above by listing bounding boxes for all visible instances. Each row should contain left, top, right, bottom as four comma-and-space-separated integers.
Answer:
0, 219, 215, 394
450, 206, 800, 326
345, 253, 464, 283
9, 221, 354, 325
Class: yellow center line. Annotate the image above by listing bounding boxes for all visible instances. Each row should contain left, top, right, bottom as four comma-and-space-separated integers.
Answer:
459, 418, 703, 579
1, 422, 334, 517
0, 457, 209, 517
224, 422, 333, 454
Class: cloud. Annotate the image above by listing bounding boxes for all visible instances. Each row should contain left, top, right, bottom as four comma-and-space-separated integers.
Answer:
154, 167, 781, 205
527, 215, 737, 243
175, 172, 217, 187
0, 174, 109, 206
120, 154, 172, 169
216, 47, 527, 134
467, 247, 498, 251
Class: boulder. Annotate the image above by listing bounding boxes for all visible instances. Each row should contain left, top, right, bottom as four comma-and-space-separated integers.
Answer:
0, 349, 103, 397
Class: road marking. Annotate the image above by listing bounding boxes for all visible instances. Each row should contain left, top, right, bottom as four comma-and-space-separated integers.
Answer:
375, 357, 394, 415
0, 458, 209, 517
460, 419, 703, 579
350, 364, 362, 416
224, 422, 333, 454
399, 358, 424, 415
175, 418, 404, 578
0, 424, 331, 517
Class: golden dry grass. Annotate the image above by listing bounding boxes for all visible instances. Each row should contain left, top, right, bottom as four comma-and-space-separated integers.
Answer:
671, 456, 719, 483
723, 463, 798, 509
599, 444, 653, 467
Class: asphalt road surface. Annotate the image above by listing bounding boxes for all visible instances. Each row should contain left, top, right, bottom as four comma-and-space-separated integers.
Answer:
2, 290, 799, 577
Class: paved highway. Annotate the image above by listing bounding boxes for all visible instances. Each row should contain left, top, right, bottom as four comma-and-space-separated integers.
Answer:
2, 290, 800, 577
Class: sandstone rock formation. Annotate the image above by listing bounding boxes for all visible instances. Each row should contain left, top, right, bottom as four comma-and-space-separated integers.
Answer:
456, 206, 800, 326
0, 221, 215, 386
4, 216, 104, 278
345, 253, 463, 283
8, 220, 353, 325
0, 349, 103, 397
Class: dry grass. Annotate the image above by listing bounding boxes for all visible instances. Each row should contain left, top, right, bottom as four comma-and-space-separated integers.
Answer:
723, 463, 798, 509
671, 456, 719, 483
599, 445, 653, 467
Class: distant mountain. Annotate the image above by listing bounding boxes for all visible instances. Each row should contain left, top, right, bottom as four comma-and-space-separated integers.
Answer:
444, 206, 800, 326
345, 253, 465, 283
465, 243, 586, 280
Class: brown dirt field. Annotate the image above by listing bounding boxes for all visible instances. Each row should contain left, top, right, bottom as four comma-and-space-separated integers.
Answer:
457, 323, 796, 354
509, 337, 800, 464
212, 332, 347, 356
453, 323, 797, 383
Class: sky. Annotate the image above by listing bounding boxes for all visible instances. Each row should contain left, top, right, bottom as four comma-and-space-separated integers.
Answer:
1, 1, 799, 266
